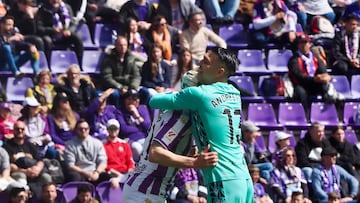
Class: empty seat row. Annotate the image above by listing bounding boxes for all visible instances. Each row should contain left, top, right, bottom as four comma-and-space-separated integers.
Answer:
245, 102, 360, 130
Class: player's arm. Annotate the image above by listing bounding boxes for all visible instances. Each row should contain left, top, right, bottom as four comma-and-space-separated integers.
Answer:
149, 87, 201, 110
148, 141, 218, 169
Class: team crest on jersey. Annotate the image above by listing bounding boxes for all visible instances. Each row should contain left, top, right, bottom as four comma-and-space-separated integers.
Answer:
163, 130, 177, 145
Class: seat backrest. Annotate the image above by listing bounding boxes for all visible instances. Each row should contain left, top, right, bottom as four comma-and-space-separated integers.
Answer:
343, 102, 360, 124
50, 50, 79, 74
310, 102, 339, 125
255, 132, 267, 152
268, 130, 296, 153
6, 77, 34, 102
94, 23, 119, 48
96, 181, 124, 203
20, 51, 49, 73
219, 23, 244, 41
267, 49, 293, 73
330, 75, 351, 97
82, 50, 104, 74
77, 23, 97, 48
344, 129, 358, 144
351, 75, 360, 98
278, 102, 308, 125
247, 103, 278, 125
61, 181, 95, 202
300, 130, 307, 139
237, 49, 265, 68
228, 75, 257, 96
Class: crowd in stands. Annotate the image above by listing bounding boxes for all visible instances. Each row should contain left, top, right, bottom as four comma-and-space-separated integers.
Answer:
1, 0, 360, 202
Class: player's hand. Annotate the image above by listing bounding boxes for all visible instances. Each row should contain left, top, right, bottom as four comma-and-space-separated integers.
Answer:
193, 145, 218, 169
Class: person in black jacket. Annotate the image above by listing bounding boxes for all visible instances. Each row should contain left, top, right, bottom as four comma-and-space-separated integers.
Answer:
295, 122, 332, 183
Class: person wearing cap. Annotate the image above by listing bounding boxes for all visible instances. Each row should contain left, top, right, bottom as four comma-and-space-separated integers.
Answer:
123, 70, 218, 203
47, 92, 79, 149
103, 119, 135, 188
288, 33, 343, 112
25, 70, 56, 115
332, 14, 360, 77
64, 119, 108, 184
311, 147, 358, 203
241, 120, 273, 183
19, 97, 56, 159
270, 147, 311, 203
149, 47, 254, 202
295, 122, 333, 183
81, 88, 122, 140
3, 120, 52, 197
117, 88, 151, 162
0, 102, 16, 140
272, 131, 293, 165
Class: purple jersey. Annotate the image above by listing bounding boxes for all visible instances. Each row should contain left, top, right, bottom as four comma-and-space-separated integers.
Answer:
125, 109, 193, 197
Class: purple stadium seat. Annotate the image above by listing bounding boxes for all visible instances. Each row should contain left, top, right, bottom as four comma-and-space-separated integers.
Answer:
267, 49, 293, 73
310, 102, 339, 127
50, 50, 79, 74
330, 75, 353, 100
219, 24, 249, 49
228, 75, 264, 103
76, 23, 98, 49
344, 129, 358, 144
300, 130, 307, 139
61, 181, 95, 203
94, 23, 119, 48
257, 75, 286, 102
81, 50, 104, 75
351, 75, 360, 99
296, 23, 304, 32
268, 130, 296, 153
20, 51, 49, 74
96, 181, 124, 203
343, 102, 360, 129
6, 77, 34, 103
278, 102, 309, 130
255, 132, 267, 152
247, 103, 284, 130
237, 49, 269, 75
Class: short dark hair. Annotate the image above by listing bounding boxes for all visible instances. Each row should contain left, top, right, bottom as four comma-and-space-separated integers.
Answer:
209, 47, 239, 76
77, 184, 93, 194
42, 182, 57, 191
291, 191, 303, 199
0, 15, 14, 24
344, 14, 360, 22
75, 118, 88, 129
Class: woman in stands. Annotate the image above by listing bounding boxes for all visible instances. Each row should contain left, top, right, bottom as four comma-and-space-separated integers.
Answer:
171, 48, 195, 91
47, 92, 79, 151
25, 70, 56, 115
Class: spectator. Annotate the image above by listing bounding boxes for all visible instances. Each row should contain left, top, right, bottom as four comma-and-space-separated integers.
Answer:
118, 0, 157, 31
19, 97, 56, 159
0, 15, 40, 77
38, 182, 57, 203
332, 14, 360, 77
172, 48, 194, 91
311, 147, 358, 203
8, 184, 30, 203
0, 102, 16, 140
3, 120, 52, 197
0, 146, 18, 192
288, 34, 343, 112
81, 88, 121, 140
272, 131, 293, 165
56, 64, 97, 114
124, 17, 146, 56
64, 119, 108, 184
47, 92, 79, 148
298, 0, 336, 25
327, 192, 341, 203
140, 43, 172, 102
249, 165, 274, 203
156, 0, 203, 29
295, 122, 332, 183
241, 120, 274, 183
7, 0, 46, 53
70, 184, 98, 203
328, 126, 360, 176
35, 0, 83, 65
291, 191, 307, 203
99, 35, 143, 108
251, 0, 297, 49
203, 0, 240, 23
103, 119, 135, 188
180, 11, 226, 63
25, 70, 56, 115
270, 147, 311, 203
117, 89, 151, 161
